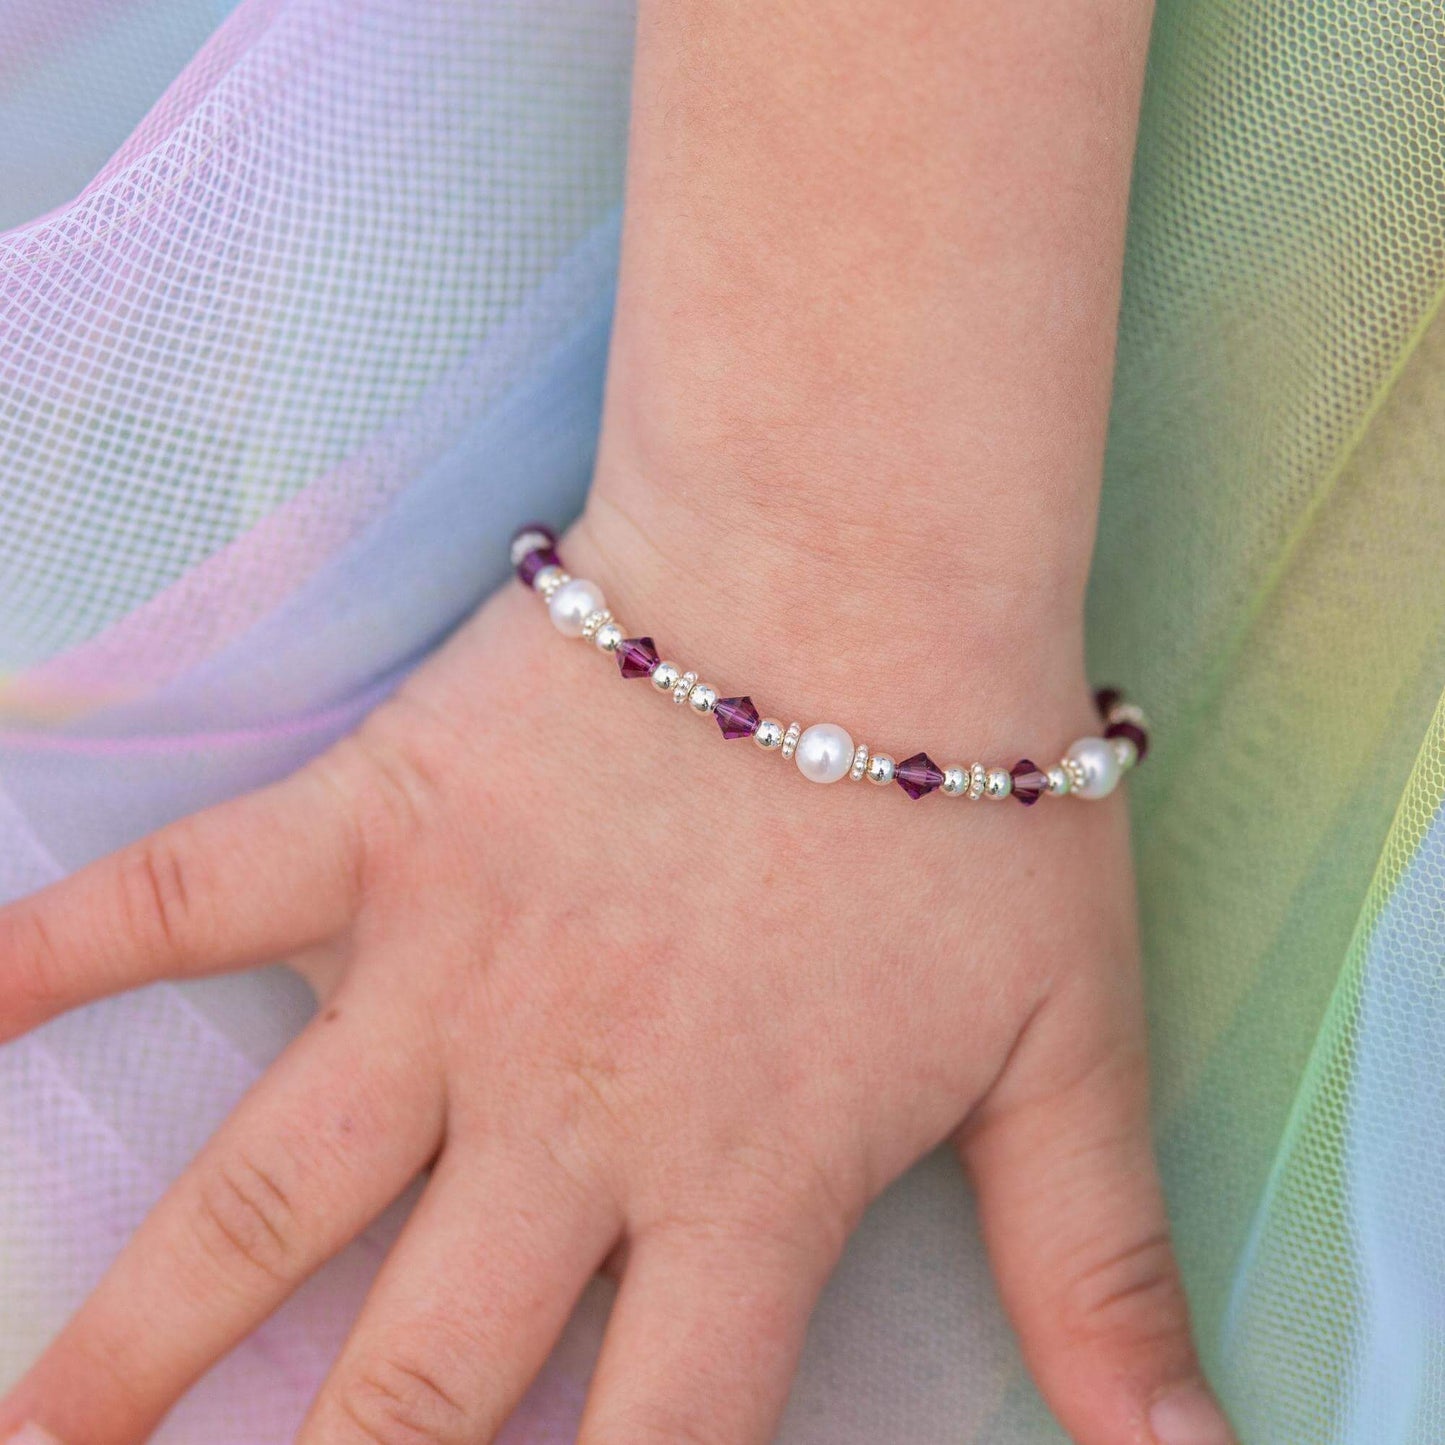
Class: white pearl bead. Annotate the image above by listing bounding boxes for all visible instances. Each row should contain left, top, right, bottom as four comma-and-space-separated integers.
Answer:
1065, 735, 1122, 798
795, 723, 854, 784
548, 577, 605, 637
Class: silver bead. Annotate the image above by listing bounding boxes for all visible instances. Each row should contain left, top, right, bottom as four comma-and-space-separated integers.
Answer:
984, 767, 1013, 799
594, 621, 624, 654
754, 719, 785, 751
849, 743, 871, 782
531, 564, 568, 599
688, 683, 717, 715
780, 722, 802, 760
1046, 764, 1071, 796
509, 529, 554, 567
866, 753, 896, 786
1111, 735, 1139, 770
1062, 755, 1089, 794
580, 607, 613, 641
969, 762, 987, 799
672, 669, 698, 704
942, 767, 968, 796
652, 661, 681, 693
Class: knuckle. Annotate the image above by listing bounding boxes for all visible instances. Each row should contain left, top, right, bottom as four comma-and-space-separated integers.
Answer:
1059, 1227, 1193, 1353
119, 829, 203, 959
333, 1350, 474, 1445
189, 1150, 303, 1288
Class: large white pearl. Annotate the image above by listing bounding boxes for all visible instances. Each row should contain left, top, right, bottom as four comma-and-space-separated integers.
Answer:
1065, 735, 1122, 799
548, 577, 606, 637
794, 723, 855, 784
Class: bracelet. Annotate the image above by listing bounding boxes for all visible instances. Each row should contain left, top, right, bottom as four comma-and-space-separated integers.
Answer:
511, 523, 1150, 805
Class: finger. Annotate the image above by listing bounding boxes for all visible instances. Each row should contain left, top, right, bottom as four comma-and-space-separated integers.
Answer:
957, 982, 1237, 1445
0, 990, 443, 1445
0, 761, 360, 1036
577, 1216, 834, 1445
300, 1142, 618, 1444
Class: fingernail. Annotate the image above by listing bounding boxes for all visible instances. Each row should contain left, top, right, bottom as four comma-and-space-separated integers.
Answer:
5, 1425, 64, 1445
1149, 1381, 1237, 1445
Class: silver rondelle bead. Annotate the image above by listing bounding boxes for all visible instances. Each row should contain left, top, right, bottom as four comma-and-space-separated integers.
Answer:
942, 767, 968, 796
780, 722, 802, 760
672, 669, 698, 704
1046, 764, 1071, 796
754, 719, 785, 751
865, 753, 896, 786
510, 529, 554, 567
984, 767, 1013, 799
688, 683, 718, 715
531, 564, 568, 599
594, 620, 624, 654
1112, 735, 1139, 770
969, 762, 987, 799
580, 607, 613, 642
1062, 755, 1089, 794
651, 661, 681, 693
850, 743, 871, 782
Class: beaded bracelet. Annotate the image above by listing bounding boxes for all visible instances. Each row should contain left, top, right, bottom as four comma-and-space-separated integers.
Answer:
511, 523, 1150, 805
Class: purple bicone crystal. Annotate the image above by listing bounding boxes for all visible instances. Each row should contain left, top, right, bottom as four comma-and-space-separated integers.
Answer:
616, 636, 661, 679
1104, 719, 1149, 761
516, 545, 561, 587
1009, 757, 1049, 805
714, 696, 761, 740
1093, 686, 1122, 720
895, 752, 944, 800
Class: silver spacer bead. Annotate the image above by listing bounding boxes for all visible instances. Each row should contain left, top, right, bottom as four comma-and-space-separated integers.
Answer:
780, 722, 802, 760
510, 529, 554, 567
984, 766, 1013, 799
1062, 755, 1089, 794
1046, 764, 1071, 796
652, 661, 681, 693
942, 766, 969, 796
849, 743, 871, 782
1112, 735, 1139, 770
532, 565, 569, 600
688, 683, 718, 715
754, 718, 785, 751
866, 753, 896, 786
672, 669, 698, 704
594, 620, 624, 654
969, 762, 987, 800
580, 607, 613, 642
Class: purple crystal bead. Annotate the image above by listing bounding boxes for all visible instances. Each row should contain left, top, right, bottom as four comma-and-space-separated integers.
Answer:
714, 696, 761, 740
616, 636, 661, 679
516, 545, 561, 587
1009, 757, 1049, 805
1093, 686, 1122, 720
895, 752, 944, 800
1104, 719, 1149, 762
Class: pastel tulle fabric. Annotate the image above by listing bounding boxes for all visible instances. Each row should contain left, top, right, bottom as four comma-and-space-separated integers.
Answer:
1, 2, 1443, 1441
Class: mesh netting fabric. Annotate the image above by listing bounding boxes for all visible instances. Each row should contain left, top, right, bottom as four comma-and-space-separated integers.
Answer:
1, 1, 1443, 1441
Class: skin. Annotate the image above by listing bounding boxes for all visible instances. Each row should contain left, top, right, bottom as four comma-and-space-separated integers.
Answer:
0, 3, 1238, 1443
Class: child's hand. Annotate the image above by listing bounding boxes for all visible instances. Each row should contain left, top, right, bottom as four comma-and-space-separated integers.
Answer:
0, 510, 1228, 1445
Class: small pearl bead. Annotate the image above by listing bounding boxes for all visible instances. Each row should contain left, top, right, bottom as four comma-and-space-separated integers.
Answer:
1065, 735, 1122, 798
548, 577, 605, 637
866, 753, 896, 786
688, 683, 717, 715
532, 564, 568, 598
795, 723, 854, 784
942, 767, 968, 796
594, 621, 624, 654
754, 719, 785, 751
1111, 735, 1139, 770
984, 767, 1013, 799
652, 662, 681, 693
1046, 764, 1070, 796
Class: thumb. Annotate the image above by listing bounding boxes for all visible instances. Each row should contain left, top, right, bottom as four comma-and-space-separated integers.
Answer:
957, 983, 1238, 1445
